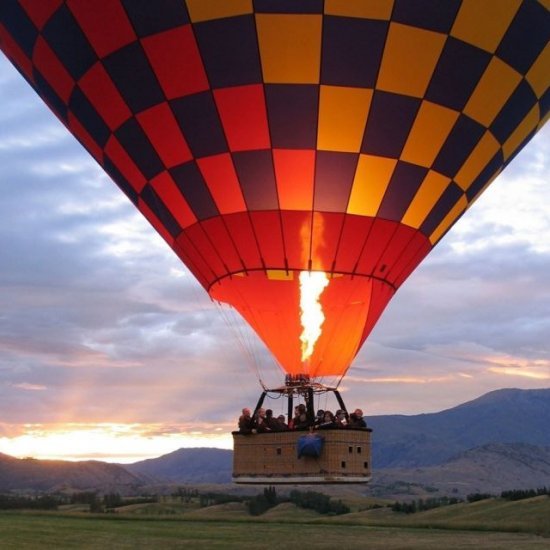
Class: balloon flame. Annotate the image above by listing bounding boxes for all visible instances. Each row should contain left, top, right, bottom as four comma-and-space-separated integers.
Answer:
299, 271, 330, 362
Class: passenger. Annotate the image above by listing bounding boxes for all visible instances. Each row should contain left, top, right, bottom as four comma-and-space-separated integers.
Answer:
288, 405, 300, 430
238, 407, 255, 434
253, 407, 272, 433
313, 409, 325, 428
265, 409, 280, 431
348, 408, 367, 428
292, 403, 309, 430
335, 409, 348, 428
318, 410, 336, 429
276, 414, 289, 431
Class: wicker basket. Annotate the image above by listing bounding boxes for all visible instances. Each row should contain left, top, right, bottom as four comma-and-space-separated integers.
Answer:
233, 428, 372, 484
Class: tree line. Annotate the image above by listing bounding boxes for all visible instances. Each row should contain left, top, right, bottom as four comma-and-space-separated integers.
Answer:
0, 494, 61, 510
1, 485, 547, 513
391, 486, 550, 514
172, 486, 350, 516
247, 487, 350, 516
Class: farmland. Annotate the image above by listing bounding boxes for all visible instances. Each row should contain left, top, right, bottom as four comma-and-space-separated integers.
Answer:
1, 495, 549, 549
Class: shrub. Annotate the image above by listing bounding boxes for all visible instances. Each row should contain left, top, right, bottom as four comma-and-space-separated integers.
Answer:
288, 490, 350, 515
392, 496, 463, 514
467, 493, 494, 503
501, 487, 549, 501
247, 487, 278, 516
0, 494, 60, 510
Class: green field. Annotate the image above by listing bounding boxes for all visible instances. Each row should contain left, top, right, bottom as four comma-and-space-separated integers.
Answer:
333, 495, 550, 535
1, 496, 550, 549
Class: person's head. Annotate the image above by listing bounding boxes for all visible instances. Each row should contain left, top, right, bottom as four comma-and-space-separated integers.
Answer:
354, 408, 363, 418
336, 410, 346, 419
277, 415, 286, 423
266, 409, 273, 418
316, 409, 324, 418
242, 408, 251, 417
257, 408, 266, 417
297, 404, 306, 413
324, 410, 334, 421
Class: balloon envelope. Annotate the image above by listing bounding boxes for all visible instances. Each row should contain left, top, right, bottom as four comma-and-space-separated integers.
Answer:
1, 1, 548, 379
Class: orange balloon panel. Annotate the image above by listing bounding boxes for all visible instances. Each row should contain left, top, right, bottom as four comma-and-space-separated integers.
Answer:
210, 271, 390, 378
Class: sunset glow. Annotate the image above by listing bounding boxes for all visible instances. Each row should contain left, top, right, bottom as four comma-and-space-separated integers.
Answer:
488, 366, 550, 380
299, 271, 330, 362
0, 424, 233, 463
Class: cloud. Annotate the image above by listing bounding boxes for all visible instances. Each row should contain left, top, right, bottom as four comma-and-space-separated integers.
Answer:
11, 383, 48, 391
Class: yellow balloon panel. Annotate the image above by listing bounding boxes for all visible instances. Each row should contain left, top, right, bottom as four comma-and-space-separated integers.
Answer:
503, 106, 541, 161
450, 0, 521, 53
185, 0, 253, 23
455, 133, 501, 192
256, 15, 322, 84
526, 43, 550, 98
402, 171, 451, 230
347, 156, 396, 217
317, 86, 373, 152
377, 23, 446, 97
401, 102, 459, 167
464, 58, 522, 127
324, 0, 394, 20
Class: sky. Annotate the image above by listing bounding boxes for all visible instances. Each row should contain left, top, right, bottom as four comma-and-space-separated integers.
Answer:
0, 53, 549, 462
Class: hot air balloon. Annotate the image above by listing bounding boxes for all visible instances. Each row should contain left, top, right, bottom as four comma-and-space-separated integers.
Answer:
1, 0, 548, 483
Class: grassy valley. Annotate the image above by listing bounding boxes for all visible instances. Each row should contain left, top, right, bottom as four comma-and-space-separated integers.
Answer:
1, 494, 549, 549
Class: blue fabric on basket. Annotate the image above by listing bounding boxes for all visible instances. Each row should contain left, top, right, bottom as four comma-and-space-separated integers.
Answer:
297, 433, 324, 458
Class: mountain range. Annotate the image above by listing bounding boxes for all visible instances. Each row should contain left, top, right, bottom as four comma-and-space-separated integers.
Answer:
370, 442, 550, 498
1, 387, 549, 496
0, 453, 142, 494
124, 447, 233, 484
368, 387, 550, 468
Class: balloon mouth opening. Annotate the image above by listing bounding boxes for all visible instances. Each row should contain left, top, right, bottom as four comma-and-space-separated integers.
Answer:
209, 269, 386, 378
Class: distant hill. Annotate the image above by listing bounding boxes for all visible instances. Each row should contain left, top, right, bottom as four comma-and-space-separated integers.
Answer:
124, 448, 233, 484
370, 442, 550, 498
0, 454, 143, 493
367, 388, 550, 468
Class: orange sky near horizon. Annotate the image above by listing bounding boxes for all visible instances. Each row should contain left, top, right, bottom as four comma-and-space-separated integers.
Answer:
3, 349, 549, 464
0, 423, 233, 463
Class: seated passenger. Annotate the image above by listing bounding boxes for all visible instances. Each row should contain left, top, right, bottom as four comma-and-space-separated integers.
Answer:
348, 408, 367, 428
335, 409, 348, 428
265, 409, 280, 432
313, 409, 325, 428
318, 410, 336, 429
276, 415, 289, 431
253, 407, 272, 433
238, 407, 255, 434
287, 406, 296, 429
292, 404, 309, 430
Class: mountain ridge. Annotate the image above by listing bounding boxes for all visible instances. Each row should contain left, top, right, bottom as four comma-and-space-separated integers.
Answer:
371, 442, 550, 498
124, 447, 233, 484
1, 387, 549, 494
367, 387, 550, 468
0, 456, 144, 493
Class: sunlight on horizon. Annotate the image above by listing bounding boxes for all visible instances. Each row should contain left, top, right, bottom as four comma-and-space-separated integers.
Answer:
0, 424, 233, 463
